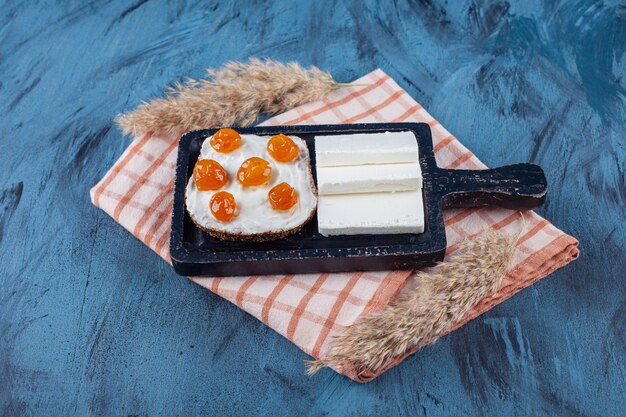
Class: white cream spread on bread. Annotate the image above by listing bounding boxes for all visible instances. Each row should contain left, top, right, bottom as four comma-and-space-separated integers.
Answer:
186, 134, 317, 236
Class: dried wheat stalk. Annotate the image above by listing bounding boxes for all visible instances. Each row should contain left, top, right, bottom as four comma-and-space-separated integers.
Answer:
307, 227, 522, 376
116, 59, 343, 136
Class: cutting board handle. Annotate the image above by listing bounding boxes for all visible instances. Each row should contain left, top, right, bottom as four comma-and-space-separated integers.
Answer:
438, 163, 547, 210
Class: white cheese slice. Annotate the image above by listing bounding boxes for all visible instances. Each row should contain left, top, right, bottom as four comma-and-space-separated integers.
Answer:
317, 190, 425, 236
316, 162, 422, 195
315, 131, 419, 167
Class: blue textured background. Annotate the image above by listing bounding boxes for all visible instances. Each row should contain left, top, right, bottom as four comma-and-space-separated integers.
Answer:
1, 1, 624, 415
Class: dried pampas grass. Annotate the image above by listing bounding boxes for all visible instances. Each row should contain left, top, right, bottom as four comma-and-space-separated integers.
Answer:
307, 227, 522, 376
116, 59, 343, 137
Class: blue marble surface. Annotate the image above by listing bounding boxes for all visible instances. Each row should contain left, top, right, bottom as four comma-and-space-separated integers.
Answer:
1, 1, 624, 415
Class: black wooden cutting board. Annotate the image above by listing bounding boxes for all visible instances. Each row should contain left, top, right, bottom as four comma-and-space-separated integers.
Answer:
170, 123, 547, 276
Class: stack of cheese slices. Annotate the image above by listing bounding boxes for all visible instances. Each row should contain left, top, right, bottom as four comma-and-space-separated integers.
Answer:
314, 131, 425, 236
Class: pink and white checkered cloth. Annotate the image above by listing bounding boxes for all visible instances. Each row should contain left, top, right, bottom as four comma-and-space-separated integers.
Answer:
91, 69, 578, 382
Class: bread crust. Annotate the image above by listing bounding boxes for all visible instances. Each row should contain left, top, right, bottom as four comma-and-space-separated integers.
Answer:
185, 153, 318, 242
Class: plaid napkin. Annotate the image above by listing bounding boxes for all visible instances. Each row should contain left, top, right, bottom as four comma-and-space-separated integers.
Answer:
91, 69, 578, 382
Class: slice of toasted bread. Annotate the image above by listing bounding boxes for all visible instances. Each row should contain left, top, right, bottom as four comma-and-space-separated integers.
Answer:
185, 133, 318, 242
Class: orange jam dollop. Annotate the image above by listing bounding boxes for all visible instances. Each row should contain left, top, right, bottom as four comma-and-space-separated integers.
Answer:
268, 182, 298, 210
193, 159, 228, 191
267, 134, 299, 162
210, 191, 237, 222
237, 157, 272, 187
210, 128, 242, 153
